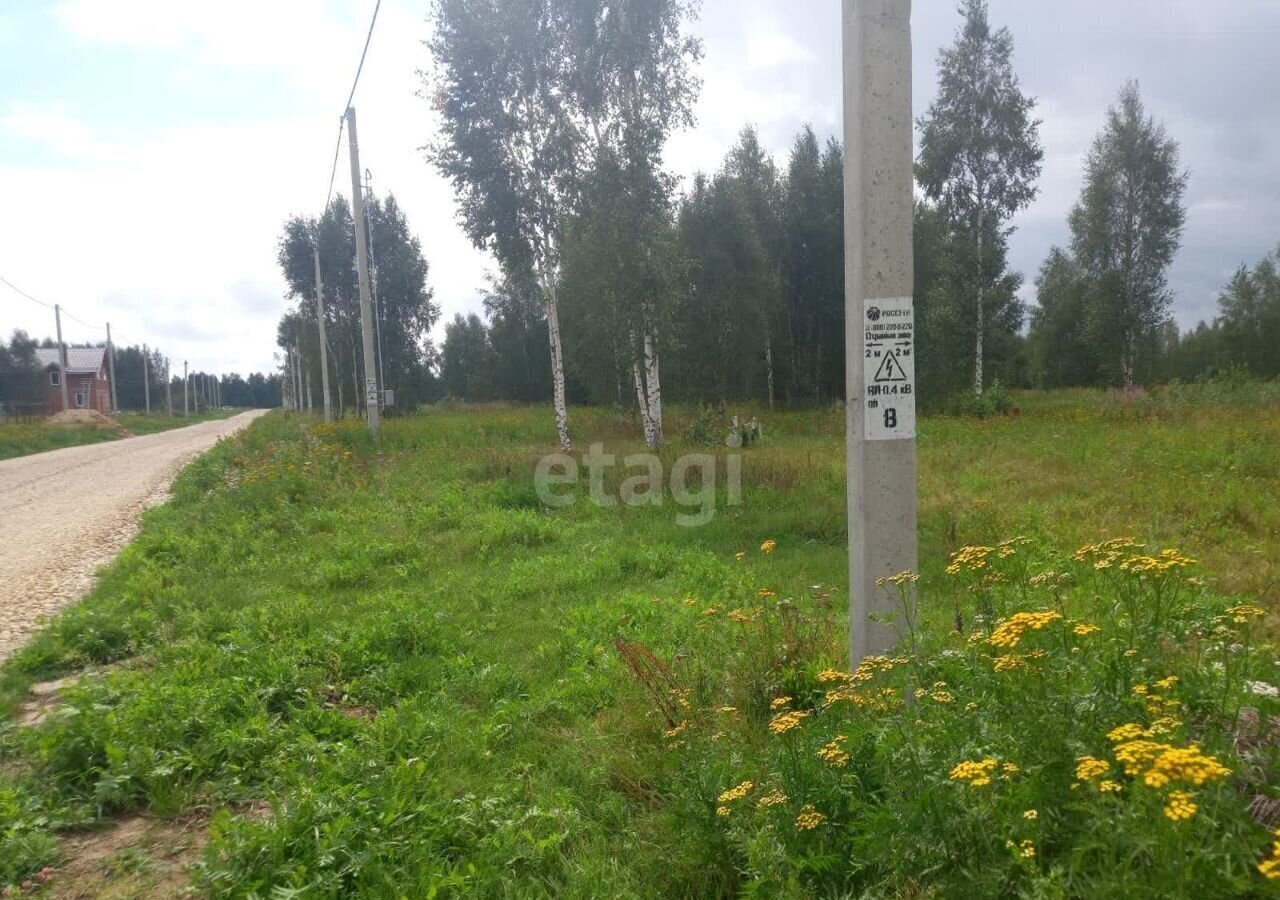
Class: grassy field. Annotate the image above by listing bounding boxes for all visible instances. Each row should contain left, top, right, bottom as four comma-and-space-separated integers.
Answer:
0, 409, 244, 461
1, 386, 1279, 896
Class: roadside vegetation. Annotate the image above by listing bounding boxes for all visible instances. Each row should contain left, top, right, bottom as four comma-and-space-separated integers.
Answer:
0, 409, 243, 462
1, 385, 1279, 896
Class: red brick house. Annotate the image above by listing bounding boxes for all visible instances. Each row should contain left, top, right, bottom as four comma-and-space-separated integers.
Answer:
35, 347, 111, 415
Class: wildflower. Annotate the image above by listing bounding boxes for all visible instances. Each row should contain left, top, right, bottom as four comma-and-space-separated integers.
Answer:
817, 668, 853, 685
1019, 839, 1036, 859
664, 721, 689, 739
716, 805, 731, 817
1022, 809, 1038, 820
756, 789, 788, 809
1124, 648, 1139, 658
947, 545, 995, 575
795, 805, 826, 830
718, 706, 737, 714
1072, 622, 1101, 636
1108, 723, 1150, 742
768, 709, 811, 735
1076, 756, 1110, 781
770, 696, 792, 710
950, 758, 1000, 787
760, 538, 777, 554
1227, 603, 1265, 621
757, 588, 776, 599
1259, 832, 1280, 878
1248, 681, 1280, 698
734, 551, 747, 561
1153, 675, 1179, 690
988, 611, 1064, 649
701, 605, 722, 616
1163, 790, 1197, 822
930, 690, 956, 704
727, 609, 752, 623
717, 780, 755, 804
1001, 762, 1020, 778
817, 736, 850, 768
964, 702, 979, 712
876, 570, 919, 588
1099, 779, 1122, 793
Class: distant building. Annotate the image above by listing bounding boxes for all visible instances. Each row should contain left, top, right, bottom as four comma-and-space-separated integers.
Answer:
34, 347, 111, 415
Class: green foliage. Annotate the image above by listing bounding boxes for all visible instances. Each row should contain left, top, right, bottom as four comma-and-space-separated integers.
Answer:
3, 398, 1280, 895
0, 409, 241, 461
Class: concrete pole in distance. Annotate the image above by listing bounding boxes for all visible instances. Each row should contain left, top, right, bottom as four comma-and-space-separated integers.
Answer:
106, 322, 119, 413
54, 304, 70, 412
142, 343, 151, 414
843, 0, 919, 665
183, 361, 189, 417
313, 245, 334, 423
346, 106, 380, 439
165, 359, 172, 416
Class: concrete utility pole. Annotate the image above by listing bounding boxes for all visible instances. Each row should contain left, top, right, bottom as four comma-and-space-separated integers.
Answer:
346, 106, 380, 438
183, 361, 189, 417
313, 245, 333, 422
142, 343, 151, 414
165, 359, 172, 416
53, 304, 70, 412
105, 322, 118, 413
364, 168, 387, 403
843, 0, 919, 665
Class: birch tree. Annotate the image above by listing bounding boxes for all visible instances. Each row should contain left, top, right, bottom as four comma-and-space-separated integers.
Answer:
916, 0, 1042, 400
428, 0, 581, 450
1068, 82, 1187, 387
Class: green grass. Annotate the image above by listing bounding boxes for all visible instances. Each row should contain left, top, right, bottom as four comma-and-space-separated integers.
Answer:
1, 387, 1278, 896
0, 409, 243, 461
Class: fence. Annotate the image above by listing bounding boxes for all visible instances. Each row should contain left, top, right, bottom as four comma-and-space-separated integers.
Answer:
0, 402, 51, 424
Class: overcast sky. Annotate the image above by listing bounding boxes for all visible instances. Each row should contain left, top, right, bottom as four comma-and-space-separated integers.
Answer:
3, 1, 1278, 376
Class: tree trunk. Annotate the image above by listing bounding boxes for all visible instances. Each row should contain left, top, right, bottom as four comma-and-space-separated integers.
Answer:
632, 355, 653, 447
974, 207, 985, 400
643, 325, 662, 448
542, 275, 572, 452
764, 331, 775, 410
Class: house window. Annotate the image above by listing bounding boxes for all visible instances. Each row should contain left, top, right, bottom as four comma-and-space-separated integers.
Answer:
50, 369, 61, 386
75, 391, 87, 408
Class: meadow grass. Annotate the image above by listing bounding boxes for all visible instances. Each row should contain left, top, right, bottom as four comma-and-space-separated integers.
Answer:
1, 386, 1278, 896
0, 409, 241, 461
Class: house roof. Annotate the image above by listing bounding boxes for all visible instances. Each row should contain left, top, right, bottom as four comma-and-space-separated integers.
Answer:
34, 347, 106, 375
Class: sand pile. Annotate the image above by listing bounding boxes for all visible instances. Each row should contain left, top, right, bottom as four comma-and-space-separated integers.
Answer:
47, 410, 130, 435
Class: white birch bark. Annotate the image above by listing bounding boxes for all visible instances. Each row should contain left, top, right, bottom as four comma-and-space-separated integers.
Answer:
632, 355, 653, 448
764, 332, 775, 410
642, 326, 662, 448
974, 208, 985, 400
542, 275, 572, 452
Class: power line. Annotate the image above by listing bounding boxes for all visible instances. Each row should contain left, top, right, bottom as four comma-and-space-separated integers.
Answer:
0, 274, 55, 311
323, 0, 383, 211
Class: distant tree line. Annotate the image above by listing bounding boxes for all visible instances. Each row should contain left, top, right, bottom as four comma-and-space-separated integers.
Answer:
275, 193, 441, 415
422, 0, 1273, 433
0, 329, 281, 414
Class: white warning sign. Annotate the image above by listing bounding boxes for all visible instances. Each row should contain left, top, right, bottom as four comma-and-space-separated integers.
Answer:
862, 296, 916, 441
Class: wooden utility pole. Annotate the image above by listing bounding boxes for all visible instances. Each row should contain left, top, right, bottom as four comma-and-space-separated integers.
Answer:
105, 322, 119, 412
53, 304, 70, 412
843, 0, 919, 664
183, 360, 189, 417
165, 358, 172, 416
346, 106, 380, 438
313, 245, 333, 422
142, 343, 151, 414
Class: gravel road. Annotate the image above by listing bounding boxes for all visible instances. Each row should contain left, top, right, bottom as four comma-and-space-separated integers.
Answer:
0, 410, 267, 662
